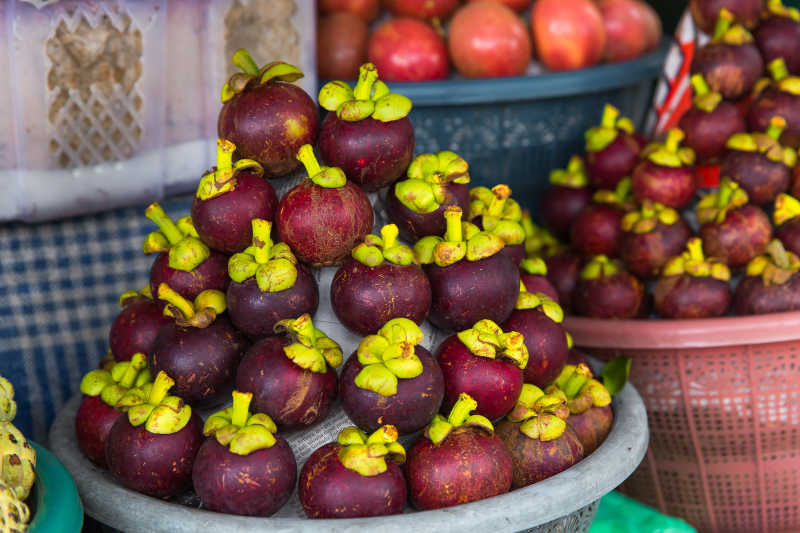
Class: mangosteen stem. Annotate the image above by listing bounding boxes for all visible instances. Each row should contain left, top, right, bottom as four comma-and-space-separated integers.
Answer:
767, 239, 792, 269
716, 180, 735, 208
690, 74, 710, 96
381, 224, 398, 251
665, 128, 684, 153
563, 364, 592, 398
232, 48, 259, 77
251, 219, 273, 264
487, 185, 511, 217
775, 194, 800, 225
641, 200, 656, 220
767, 117, 787, 140
216, 139, 235, 171
713, 8, 734, 40
353, 63, 379, 101
230, 390, 252, 427
687, 238, 706, 262
444, 206, 463, 243
158, 283, 195, 320
615, 177, 632, 201
448, 393, 477, 426
149, 371, 174, 406
145, 203, 182, 245
119, 353, 147, 388
297, 144, 321, 176
600, 104, 619, 129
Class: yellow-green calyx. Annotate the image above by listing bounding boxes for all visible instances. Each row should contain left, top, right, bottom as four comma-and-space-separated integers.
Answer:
696, 178, 750, 225
426, 393, 494, 445
143, 204, 210, 272
297, 144, 346, 188
621, 200, 681, 234
469, 185, 525, 246
352, 224, 415, 267
712, 8, 754, 45
522, 214, 563, 257
580, 255, 623, 280
766, 0, 800, 20
119, 285, 153, 307
774, 193, 800, 225
319, 63, 412, 123
593, 177, 635, 211
642, 128, 695, 168
116, 371, 191, 435
395, 151, 470, 214
275, 314, 343, 373
768, 58, 800, 95
690, 74, 723, 113
585, 104, 635, 153
221, 49, 304, 103
457, 319, 529, 369
516, 283, 563, 322
506, 384, 570, 441
662, 237, 731, 281
203, 391, 277, 455
79, 353, 151, 408
0, 378, 17, 423
228, 219, 298, 292
337, 425, 406, 477
520, 257, 548, 276
726, 116, 797, 166
548, 363, 612, 415
196, 139, 264, 200
550, 155, 588, 188
158, 284, 226, 329
414, 206, 505, 266
746, 239, 800, 285
354, 319, 425, 397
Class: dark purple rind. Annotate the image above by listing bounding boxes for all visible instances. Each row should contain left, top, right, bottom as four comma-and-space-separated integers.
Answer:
573, 272, 647, 319
501, 243, 525, 266
620, 218, 692, 279
545, 251, 583, 312
747, 87, 800, 149
565, 405, 614, 455
733, 273, 800, 315
519, 273, 559, 303
755, 16, 800, 75
586, 134, 641, 190
541, 186, 592, 240
690, 0, 763, 34
699, 205, 772, 269
149, 251, 230, 305
75, 395, 123, 468
109, 297, 171, 362
502, 309, 568, 388
679, 101, 747, 163
723, 149, 792, 205
386, 183, 470, 243
654, 275, 732, 319
690, 42, 764, 101
631, 160, 697, 210
570, 205, 624, 257
776, 219, 800, 257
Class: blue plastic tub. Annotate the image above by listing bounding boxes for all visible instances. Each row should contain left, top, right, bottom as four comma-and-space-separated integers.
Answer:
29, 441, 84, 533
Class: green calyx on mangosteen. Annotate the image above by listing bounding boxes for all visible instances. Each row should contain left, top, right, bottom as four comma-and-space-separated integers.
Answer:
735, 238, 800, 314
691, 73, 724, 113
319, 62, 412, 123
425, 393, 494, 445
202, 390, 278, 455
584, 104, 640, 190
336, 425, 407, 477
514, 284, 564, 323
142, 203, 209, 273
158, 284, 227, 329
744, 239, 800, 286
574, 255, 646, 318
352, 224, 415, 267
396, 150, 470, 215
550, 155, 589, 189
456, 319, 529, 370
522, 213, 564, 258
353, 318, 425, 397
80, 353, 151, 408
228, 219, 298, 292
696, 178, 750, 225
542, 155, 592, 239
414, 205, 505, 267
469, 184, 526, 264
195, 138, 264, 201
275, 314, 343, 374
620, 199, 691, 278
748, 59, 800, 148
505, 384, 570, 441
774, 193, 800, 255
661, 237, 732, 282
584, 104, 635, 154
115, 370, 192, 435
632, 128, 697, 209
640, 128, 696, 169
221, 50, 305, 103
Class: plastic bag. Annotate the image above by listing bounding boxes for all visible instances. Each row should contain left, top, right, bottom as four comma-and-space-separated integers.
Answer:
589, 491, 697, 533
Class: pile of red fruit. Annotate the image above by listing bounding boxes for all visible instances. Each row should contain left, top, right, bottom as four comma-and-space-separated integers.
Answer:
535, 0, 800, 319
317, 0, 663, 81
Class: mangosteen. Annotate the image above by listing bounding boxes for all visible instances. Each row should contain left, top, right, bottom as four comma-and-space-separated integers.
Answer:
226, 219, 318, 339
299, 425, 407, 518
318, 63, 414, 191
690, 8, 764, 100
619, 200, 692, 279
541, 155, 592, 239
734, 239, 800, 314
218, 50, 318, 177
545, 251, 584, 311
519, 257, 559, 302
106, 371, 204, 498
632, 128, 697, 209
654, 237, 733, 318
143, 203, 229, 303
503, 286, 568, 388
755, 1, 800, 75
150, 285, 249, 407
679, 73, 747, 163
570, 178, 635, 257
236, 314, 342, 429
406, 393, 513, 510
573, 255, 647, 319
192, 391, 296, 516
75, 354, 151, 467
386, 150, 471, 242
774, 193, 800, 255
414, 206, 520, 331
495, 384, 583, 488
191, 139, 277, 254
468, 185, 526, 265
584, 104, 642, 190
109, 287, 171, 362
697, 178, 773, 268
276, 145, 374, 266
690, 0, 763, 34
748, 59, 800, 148
522, 214, 564, 259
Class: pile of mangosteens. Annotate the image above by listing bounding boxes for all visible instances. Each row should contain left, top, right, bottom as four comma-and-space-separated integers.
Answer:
67, 52, 629, 521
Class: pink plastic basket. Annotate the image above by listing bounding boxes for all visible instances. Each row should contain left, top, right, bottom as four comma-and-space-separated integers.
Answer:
564, 313, 800, 533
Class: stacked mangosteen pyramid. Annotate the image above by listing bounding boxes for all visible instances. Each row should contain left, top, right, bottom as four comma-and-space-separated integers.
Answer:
72, 53, 625, 519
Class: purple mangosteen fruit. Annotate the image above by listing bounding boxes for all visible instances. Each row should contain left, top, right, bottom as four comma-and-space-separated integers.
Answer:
386, 150, 471, 242
318, 63, 414, 191
541, 155, 592, 240
109, 287, 171, 362
191, 139, 277, 254
573, 255, 647, 319
495, 384, 583, 488
415, 206, 520, 331
519, 257, 559, 302
468, 184, 526, 265
774, 193, 800, 255
192, 391, 297, 516
236, 314, 342, 429
619, 200, 692, 279
570, 178, 635, 258
218, 51, 318, 178
690, 9, 764, 101
299, 425, 407, 518
697, 178, 773, 268
276, 145, 374, 266
545, 251, 584, 311
406, 393, 513, 510
226, 219, 318, 339
632, 128, 697, 209
105, 371, 204, 498
331, 224, 431, 336
584, 104, 642, 190
522, 214, 564, 259
734, 239, 800, 314
690, 0, 763, 34
755, 1, 800, 75
748, 59, 800, 148
654, 237, 733, 318
793, 157, 800, 198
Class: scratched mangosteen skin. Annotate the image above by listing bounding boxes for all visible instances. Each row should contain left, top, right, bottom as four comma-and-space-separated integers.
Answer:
105, 412, 204, 499
777, 220, 800, 256
331, 258, 431, 337
436, 334, 523, 421
620, 218, 692, 279
733, 273, 800, 314
699, 205, 772, 268
586, 134, 642, 190
406, 428, 513, 510
218, 83, 319, 178
546, 252, 583, 311
386, 183, 470, 242
679, 102, 747, 162
191, 172, 278, 254
227, 263, 319, 340
299, 442, 406, 518
236, 336, 338, 430
570, 205, 624, 257
149, 251, 230, 305
541, 186, 592, 240
75, 395, 124, 468
573, 273, 647, 319
632, 161, 697, 210
690, 42, 764, 101
503, 309, 568, 388
749, 88, 800, 148
109, 296, 171, 362
495, 420, 584, 488
340, 346, 443, 434
566, 405, 613, 455
520, 273, 559, 303
319, 114, 414, 192
149, 318, 249, 408
276, 179, 374, 266
755, 16, 800, 75
723, 150, 792, 205
654, 275, 732, 318
192, 436, 297, 516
